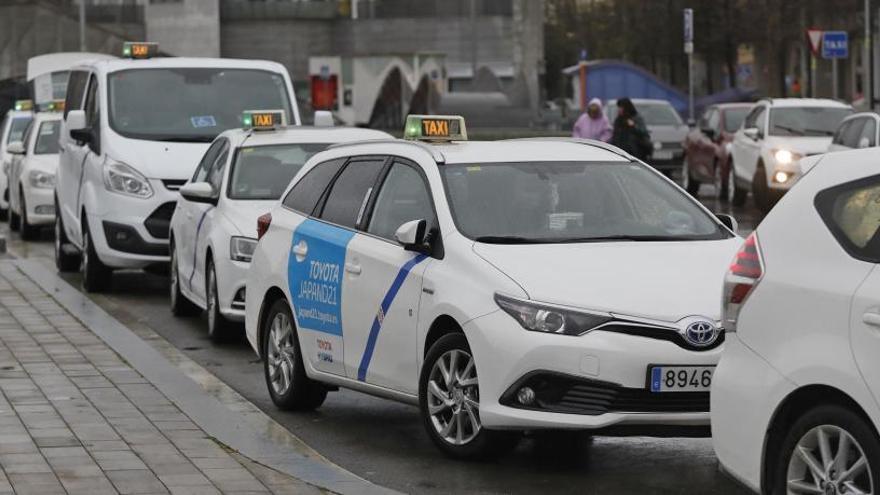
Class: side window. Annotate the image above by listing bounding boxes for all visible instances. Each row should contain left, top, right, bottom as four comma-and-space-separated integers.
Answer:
815, 175, 880, 262
64, 71, 88, 118
697, 109, 712, 131
842, 118, 867, 148
743, 106, 762, 129
859, 119, 876, 148
192, 139, 225, 183
283, 158, 346, 215
206, 143, 229, 191
318, 159, 386, 229
84, 75, 99, 127
366, 161, 436, 240
707, 109, 721, 133
754, 108, 767, 136
833, 120, 852, 145
20, 121, 34, 152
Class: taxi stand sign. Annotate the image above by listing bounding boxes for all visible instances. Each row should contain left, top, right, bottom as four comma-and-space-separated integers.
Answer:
14, 99, 33, 111
242, 110, 287, 130
122, 42, 159, 59
404, 115, 467, 142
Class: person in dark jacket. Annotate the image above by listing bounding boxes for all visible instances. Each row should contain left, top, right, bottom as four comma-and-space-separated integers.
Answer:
610, 98, 651, 161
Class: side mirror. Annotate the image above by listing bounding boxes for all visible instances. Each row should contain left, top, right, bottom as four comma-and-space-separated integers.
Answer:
179, 182, 217, 204
6, 141, 24, 155
67, 109, 87, 132
743, 127, 760, 141
716, 213, 738, 233
858, 136, 871, 149
394, 219, 429, 253
314, 110, 334, 127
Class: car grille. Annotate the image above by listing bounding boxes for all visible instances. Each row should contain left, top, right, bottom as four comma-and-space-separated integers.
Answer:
501, 372, 710, 416
659, 142, 683, 151
144, 202, 176, 239
162, 179, 187, 191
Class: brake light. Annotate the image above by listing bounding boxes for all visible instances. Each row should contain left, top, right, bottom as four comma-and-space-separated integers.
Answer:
257, 212, 272, 241
722, 233, 763, 332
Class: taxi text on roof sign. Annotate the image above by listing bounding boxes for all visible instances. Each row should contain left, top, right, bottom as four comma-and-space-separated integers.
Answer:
122, 42, 159, 59
14, 100, 33, 111
404, 115, 467, 142
242, 110, 287, 130
40, 100, 65, 112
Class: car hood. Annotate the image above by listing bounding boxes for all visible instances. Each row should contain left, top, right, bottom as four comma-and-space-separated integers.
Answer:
764, 135, 833, 157
220, 199, 276, 238
648, 124, 689, 143
473, 238, 741, 322
105, 136, 211, 180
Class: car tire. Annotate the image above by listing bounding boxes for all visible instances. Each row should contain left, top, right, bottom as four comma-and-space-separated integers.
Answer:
0, 207, 7, 221
9, 206, 20, 232
169, 239, 199, 317
261, 298, 327, 411
419, 333, 520, 460
682, 156, 700, 196
206, 259, 235, 341
55, 203, 81, 272
772, 404, 879, 495
752, 165, 772, 213
81, 217, 111, 293
19, 192, 38, 241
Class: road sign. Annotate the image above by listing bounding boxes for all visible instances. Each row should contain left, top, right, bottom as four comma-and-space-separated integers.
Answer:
807, 29, 823, 57
822, 31, 848, 59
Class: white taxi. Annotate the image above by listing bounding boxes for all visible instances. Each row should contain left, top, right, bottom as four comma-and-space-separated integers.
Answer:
55, 42, 299, 291
7, 107, 63, 239
0, 100, 34, 218
169, 110, 391, 340
245, 115, 742, 459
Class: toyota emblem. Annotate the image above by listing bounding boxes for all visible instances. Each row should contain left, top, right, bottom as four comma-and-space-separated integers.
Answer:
684, 320, 719, 347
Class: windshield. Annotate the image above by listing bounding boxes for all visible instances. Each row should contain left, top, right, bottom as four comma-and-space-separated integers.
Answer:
228, 143, 328, 200
442, 161, 726, 243
34, 120, 60, 155
637, 103, 683, 126
723, 107, 750, 132
108, 68, 293, 142
769, 107, 852, 137
6, 117, 32, 145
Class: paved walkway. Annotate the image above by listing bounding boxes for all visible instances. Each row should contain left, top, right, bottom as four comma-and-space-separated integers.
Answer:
0, 264, 322, 495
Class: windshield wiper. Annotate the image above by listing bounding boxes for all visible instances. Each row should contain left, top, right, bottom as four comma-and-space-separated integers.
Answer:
153, 136, 215, 143
802, 128, 834, 136
474, 236, 545, 244
558, 234, 693, 243
772, 125, 805, 136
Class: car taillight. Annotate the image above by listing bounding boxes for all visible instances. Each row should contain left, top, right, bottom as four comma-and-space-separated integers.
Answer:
722, 232, 763, 332
257, 212, 272, 241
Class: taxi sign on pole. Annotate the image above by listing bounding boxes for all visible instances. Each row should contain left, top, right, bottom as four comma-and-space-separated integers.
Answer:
13, 100, 33, 111
404, 115, 467, 142
122, 42, 159, 59
822, 31, 848, 59
242, 110, 287, 130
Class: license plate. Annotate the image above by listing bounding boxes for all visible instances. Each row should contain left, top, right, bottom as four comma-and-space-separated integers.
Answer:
649, 365, 715, 392
653, 150, 674, 160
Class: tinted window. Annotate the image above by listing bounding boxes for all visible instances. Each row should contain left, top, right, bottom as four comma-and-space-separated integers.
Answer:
816, 175, 880, 262
283, 158, 346, 215
723, 107, 750, 132
5, 116, 32, 145
860, 119, 876, 148
192, 139, 226, 183
841, 118, 867, 148
206, 142, 229, 191
64, 70, 89, 118
34, 120, 61, 155
228, 144, 327, 200
367, 162, 435, 240
319, 159, 386, 229
769, 107, 852, 137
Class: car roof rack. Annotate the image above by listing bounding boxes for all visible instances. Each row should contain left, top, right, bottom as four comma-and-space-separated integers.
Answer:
327, 139, 446, 163
504, 137, 636, 161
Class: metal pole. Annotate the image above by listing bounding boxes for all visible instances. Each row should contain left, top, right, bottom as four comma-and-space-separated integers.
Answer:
688, 53, 694, 122
470, 0, 478, 82
79, 0, 86, 51
811, 55, 817, 97
832, 57, 839, 99
352, 0, 358, 19
866, 0, 873, 107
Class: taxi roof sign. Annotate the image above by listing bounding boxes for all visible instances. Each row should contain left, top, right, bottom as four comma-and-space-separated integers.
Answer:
404, 115, 467, 142
40, 100, 65, 113
123, 42, 159, 59
242, 110, 287, 131
14, 99, 33, 111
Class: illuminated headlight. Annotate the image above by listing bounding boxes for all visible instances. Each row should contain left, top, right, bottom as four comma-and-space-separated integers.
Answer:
103, 162, 153, 198
653, 141, 662, 151
230, 236, 257, 263
773, 171, 792, 183
772, 149, 802, 165
28, 170, 55, 189
494, 293, 611, 336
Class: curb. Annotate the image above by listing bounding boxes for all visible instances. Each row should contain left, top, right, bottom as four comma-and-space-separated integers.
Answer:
14, 259, 400, 495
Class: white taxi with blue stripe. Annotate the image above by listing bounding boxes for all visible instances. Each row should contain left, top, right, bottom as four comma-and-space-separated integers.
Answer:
245, 115, 742, 459
169, 110, 390, 339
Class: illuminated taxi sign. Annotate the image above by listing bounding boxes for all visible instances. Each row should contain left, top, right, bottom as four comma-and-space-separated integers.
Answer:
42, 100, 65, 113
122, 42, 159, 59
404, 115, 467, 142
242, 110, 287, 130
14, 99, 33, 111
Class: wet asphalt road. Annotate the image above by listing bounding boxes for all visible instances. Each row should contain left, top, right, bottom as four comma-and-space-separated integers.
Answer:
4, 184, 760, 495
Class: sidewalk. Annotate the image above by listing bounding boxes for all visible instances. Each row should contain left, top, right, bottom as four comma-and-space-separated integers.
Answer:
0, 263, 323, 495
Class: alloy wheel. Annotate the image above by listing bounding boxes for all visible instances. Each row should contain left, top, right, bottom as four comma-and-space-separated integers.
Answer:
786, 424, 874, 495
427, 349, 481, 446
266, 312, 295, 396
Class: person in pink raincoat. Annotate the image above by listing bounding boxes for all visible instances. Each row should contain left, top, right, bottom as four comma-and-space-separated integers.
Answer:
572, 98, 612, 142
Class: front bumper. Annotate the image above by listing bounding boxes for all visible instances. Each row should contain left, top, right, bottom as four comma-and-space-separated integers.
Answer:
465, 310, 721, 432
22, 185, 55, 225
214, 256, 248, 322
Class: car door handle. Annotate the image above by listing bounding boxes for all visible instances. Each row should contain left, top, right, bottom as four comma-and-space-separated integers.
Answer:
292, 242, 308, 257
345, 263, 361, 275
863, 312, 880, 328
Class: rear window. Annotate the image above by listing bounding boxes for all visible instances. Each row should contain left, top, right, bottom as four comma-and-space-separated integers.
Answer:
815, 175, 880, 263
228, 144, 327, 200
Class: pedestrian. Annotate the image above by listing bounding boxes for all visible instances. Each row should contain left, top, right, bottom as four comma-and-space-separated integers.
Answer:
610, 97, 652, 161
572, 98, 612, 142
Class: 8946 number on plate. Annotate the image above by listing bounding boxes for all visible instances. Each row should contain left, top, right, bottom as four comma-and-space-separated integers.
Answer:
649, 366, 714, 392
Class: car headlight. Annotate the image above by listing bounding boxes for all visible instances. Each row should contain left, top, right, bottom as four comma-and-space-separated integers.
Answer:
494, 293, 612, 336
28, 170, 55, 189
773, 171, 792, 183
772, 148, 802, 165
103, 161, 153, 198
230, 236, 257, 263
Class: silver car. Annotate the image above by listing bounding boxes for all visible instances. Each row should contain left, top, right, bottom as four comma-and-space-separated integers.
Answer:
605, 98, 689, 173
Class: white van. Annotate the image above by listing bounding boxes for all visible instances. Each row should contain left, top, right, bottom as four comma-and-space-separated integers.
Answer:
56, 43, 300, 291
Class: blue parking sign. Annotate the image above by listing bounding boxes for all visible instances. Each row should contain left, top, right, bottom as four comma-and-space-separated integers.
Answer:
822, 31, 848, 59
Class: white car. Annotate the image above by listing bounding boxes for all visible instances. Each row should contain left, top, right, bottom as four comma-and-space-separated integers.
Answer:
0, 101, 34, 217
7, 111, 62, 239
55, 42, 300, 292
169, 112, 391, 340
712, 148, 880, 494
828, 112, 880, 152
729, 98, 852, 212
244, 115, 742, 459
